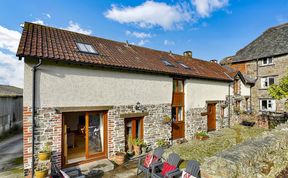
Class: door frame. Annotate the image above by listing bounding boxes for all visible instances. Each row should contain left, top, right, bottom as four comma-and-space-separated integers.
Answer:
61, 111, 108, 167
124, 117, 144, 151
207, 103, 216, 132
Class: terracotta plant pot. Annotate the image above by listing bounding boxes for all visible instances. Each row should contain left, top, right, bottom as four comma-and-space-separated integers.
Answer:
114, 152, 126, 165
38, 152, 50, 161
195, 135, 209, 141
35, 169, 48, 178
134, 145, 141, 156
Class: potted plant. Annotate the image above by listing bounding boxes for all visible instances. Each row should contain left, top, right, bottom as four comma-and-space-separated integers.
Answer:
38, 142, 52, 161
141, 142, 148, 154
162, 115, 171, 124
35, 163, 48, 178
195, 131, 209, 140
156, 139, 168, 148
233, 106, 240, 115
127, 134, 133, 154
132, 138, 143, 156
114, 151, 126, 165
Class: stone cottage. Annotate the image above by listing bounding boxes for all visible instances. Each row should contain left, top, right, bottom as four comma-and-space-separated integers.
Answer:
17, 22, 240, 176
221, 23, 288, 113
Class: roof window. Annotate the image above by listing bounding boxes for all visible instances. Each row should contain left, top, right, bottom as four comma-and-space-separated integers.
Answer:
161, 58, 174, 67
76, 42, 98, 54
177, 62, 190, 69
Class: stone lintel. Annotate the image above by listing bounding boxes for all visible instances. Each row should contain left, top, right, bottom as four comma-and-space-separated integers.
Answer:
55, 106, 114, 113
120, 112, 149, 118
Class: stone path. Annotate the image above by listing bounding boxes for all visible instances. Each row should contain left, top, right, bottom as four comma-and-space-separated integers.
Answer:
103, 160, 145, 178
0, 134, 23, 171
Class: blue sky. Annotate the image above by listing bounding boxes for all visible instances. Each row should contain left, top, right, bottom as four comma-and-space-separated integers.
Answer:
0, 0, 288, 87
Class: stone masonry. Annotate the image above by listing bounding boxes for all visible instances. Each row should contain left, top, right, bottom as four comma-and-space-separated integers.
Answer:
201, 122, 288, 178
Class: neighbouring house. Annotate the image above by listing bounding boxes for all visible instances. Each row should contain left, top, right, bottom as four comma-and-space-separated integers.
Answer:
17, 22, 240, 176
220, 23, 288, 113
0, 85, 23, 134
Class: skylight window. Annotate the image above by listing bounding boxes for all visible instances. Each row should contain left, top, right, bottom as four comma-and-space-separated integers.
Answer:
161, 58, 174, 67
177, 62, 190, 69
76, 42, 98, 54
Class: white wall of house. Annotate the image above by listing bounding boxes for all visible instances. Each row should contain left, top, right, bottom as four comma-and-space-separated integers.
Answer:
184, 79, 229, 109
24, 61, 173, 107
240, 81, 251, 96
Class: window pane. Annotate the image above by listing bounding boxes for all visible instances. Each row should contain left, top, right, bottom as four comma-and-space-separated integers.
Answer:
172, 107, 176, 121
173, 80, 177, 92
85, 44, 97, 53
88, 113, 103, 154
262, 100, 267, 109
77, 43, 88, 52
178, 107, 183, 121
269, 78, 274, 85
263, 59, 267, 64
178, 80, 183, 92
268, 58, 273, 64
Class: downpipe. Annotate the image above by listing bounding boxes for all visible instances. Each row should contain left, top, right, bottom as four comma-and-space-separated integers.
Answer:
31, 59, 42, 177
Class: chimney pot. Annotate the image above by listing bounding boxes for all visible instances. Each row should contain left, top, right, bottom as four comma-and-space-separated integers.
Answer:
183, 51, 192, 58
210, 59, 218, 63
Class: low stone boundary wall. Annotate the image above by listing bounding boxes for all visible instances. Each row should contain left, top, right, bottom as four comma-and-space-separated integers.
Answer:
201, 122, 288, 178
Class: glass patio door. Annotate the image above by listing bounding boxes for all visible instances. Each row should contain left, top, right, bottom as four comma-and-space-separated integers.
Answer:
85, 112, 107, 158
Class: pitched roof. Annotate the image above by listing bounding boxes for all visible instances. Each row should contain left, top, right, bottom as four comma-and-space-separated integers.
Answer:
0, 85, 23, 97
17, 22, 232, 82
233, 23, 288, 63
222, 66, 255, 85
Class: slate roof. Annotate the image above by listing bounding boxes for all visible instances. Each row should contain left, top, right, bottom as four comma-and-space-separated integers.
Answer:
233, 23, 288, 63
16, 22, 232, 82
0, 85, 23, 97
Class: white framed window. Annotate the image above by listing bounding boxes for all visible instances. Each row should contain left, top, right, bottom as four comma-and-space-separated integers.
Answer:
259, 99, 276, 112
76, 42, 98, 54
262, 57, 273, 65
261, 76, 275, 88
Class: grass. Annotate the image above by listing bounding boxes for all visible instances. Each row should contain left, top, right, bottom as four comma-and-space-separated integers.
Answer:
0, 125, 22, 142
164, 125, 267, 169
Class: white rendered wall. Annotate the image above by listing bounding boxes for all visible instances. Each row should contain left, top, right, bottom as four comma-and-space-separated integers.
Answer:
240, 81, 251, 96
185, 79, 229, 109
24, 61, 173, 108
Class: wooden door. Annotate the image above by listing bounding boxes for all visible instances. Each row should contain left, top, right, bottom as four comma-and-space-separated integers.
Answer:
207, 103, 216, 132
63, 124, 68, 164
85, 112, 107, 159
124, 117, 143, 151
172, 106, 185, 139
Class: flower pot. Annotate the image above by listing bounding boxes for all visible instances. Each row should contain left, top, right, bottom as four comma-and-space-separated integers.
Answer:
134, 145, 141, 156
195, 135, 209, 140
38, 152, 50, 161
114, 152, 126, 165
35, 169, 48, 178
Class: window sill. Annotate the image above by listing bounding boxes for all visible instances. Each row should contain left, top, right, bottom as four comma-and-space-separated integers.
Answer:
259, 64, 275, 67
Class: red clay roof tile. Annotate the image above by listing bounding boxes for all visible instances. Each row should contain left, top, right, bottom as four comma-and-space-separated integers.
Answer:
17, 22, 232, 82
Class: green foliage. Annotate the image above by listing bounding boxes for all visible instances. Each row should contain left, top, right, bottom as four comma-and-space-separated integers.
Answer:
268, 74, 288, 108
41, 142, 52, 153
195, 131, 208, 137
35, 163, 48, 171
132, 138, 144, 146
156, 139, 168, 147
128, 134, 133, 145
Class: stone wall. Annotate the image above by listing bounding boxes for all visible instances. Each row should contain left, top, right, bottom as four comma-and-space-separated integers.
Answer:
23, 107, 62, 177
201, 122, 288, 178
108, 104, 171, 156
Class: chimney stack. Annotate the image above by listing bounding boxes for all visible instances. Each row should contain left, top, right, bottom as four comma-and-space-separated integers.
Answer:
183, 51, 192, 58
210, 59, 218, 63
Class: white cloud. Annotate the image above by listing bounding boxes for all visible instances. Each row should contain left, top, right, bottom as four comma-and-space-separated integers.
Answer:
191, 0, 229, 17
137, 39, 149, 46
0, 51, 23, 88
45, 13, 51, 19
0, 25, 21, 53
164, 40, 175, 45
0, 25, 23, 87
125, 30, 152, 38
32, 19, 45, 25
105, 1, 192, 30
64, 21, 92, 35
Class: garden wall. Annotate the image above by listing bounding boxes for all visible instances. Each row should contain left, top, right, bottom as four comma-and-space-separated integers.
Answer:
201, 122, 288, 178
